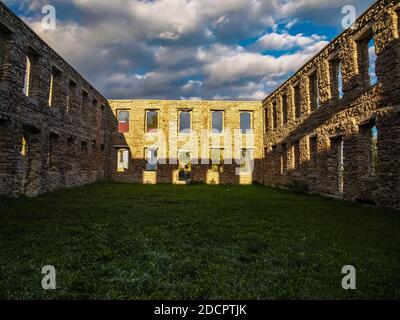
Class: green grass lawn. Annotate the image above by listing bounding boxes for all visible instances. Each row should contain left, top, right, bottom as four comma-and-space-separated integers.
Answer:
0, 183, 399, 299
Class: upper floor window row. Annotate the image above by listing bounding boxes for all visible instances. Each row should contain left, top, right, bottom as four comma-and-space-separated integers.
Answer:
18, 48, 104, 113
117, 110, 253, 134
266, 31, 378, 132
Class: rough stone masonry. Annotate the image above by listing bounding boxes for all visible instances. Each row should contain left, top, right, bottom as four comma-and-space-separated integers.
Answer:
0, 0, 399, 209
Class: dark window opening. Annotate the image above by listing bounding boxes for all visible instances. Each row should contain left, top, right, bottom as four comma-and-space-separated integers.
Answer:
397, 9, 400, 35
81, 141, 88, 152
309, 72, 320, 111
282, 93, 288, 125
264, 108, 269, 132
280, 143, 287, 174
0, 25, 12, 80
82, 90, 89, 111
294, 85, 301, 118
67, 80, 77, 113
309, 136, 318, 166
272, 101, 278, 129
48, 133, 59, 168
294, 140, 301, 170
66, 137, 75, 171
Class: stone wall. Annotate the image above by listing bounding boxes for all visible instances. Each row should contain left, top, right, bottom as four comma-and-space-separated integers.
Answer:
1, 0, 399, 209
107, 100, 263, 185
0, 3, 108, 197
262, 0, 400, 208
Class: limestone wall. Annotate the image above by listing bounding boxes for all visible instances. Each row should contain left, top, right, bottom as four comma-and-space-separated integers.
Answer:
0, 3, 108, 197
107, 100, 263, 185
262, 0, 400, 208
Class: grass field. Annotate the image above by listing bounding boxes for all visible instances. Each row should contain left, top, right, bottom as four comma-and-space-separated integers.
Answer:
0, 183, 399, 299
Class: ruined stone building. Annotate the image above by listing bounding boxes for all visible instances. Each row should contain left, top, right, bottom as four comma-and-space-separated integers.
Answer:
0, 0, 399, 208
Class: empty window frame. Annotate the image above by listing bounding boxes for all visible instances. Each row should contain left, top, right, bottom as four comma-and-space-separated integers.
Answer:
81, 141, 88, 152
309, 72, 320, 111
239, 148, 253, 173
145, 147, 158, 171
330, 58, 343, 99
211, 148, 224, 173
21, 134, 28, 157
66, 137, 75, 170
272, 100, 278, 129
358, 33, 377, 86
117, 110, 130, 133
338, 62, 344, 99
211, 111, 224, 134
369, 126, 379, 176
23, 54, 33, 96
92, 99, 98, 109
309, 136, 318, 167
67, 80, 77, 113
48, 67, 61, 107
117, 148, 129, 172
368, 38, 377, 86
92, 140, 97, 153
0, 27, 12, 78
294, 140, 301, 170
179, 111, 191, 133
293, 84, 302, 118
280, 143, 287, 175
337, 138, 344, 194
48, 73, 54, 107
281, 93, 288, 125
146, 110, 159, 133
81, 90, 89, 111
397, 9, 400, 35
289, 144, 296, 170
240, 112, 252, 134
264, 107, 270, 132
48, 133, 59, 168
178, 151, 192, 181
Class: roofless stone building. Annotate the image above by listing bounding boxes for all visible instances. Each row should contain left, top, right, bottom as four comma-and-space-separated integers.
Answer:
0, 0, 399, 208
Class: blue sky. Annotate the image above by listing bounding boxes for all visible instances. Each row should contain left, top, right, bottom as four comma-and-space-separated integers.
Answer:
4, 0, 376, 100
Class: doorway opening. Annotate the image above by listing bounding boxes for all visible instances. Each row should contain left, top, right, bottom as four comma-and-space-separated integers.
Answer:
178, 151, 192, 182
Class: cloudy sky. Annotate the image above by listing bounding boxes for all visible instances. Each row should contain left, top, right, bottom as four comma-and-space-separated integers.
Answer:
5, 0, 376, 100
